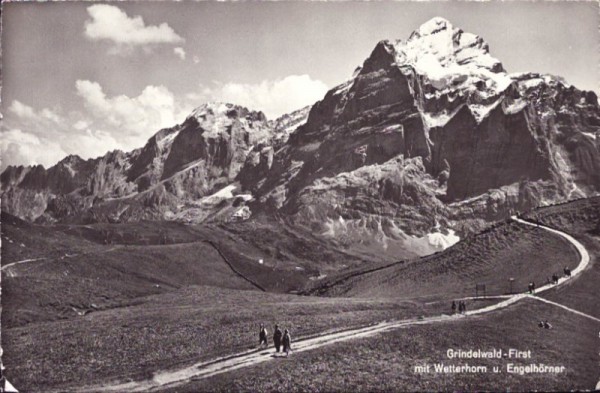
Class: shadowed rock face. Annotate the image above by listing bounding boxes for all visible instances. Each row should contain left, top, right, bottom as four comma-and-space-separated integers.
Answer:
2, 17, 599, 259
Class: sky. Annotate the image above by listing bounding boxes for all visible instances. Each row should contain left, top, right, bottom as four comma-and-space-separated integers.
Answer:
1, 1, 598, 170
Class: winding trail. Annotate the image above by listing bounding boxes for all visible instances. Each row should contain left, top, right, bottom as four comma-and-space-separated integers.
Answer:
68, 217, 596, 392
1, 257, 47, 271
1, 247, 119, 277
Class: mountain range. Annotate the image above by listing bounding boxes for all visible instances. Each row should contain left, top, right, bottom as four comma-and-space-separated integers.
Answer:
2, 17, 599, 259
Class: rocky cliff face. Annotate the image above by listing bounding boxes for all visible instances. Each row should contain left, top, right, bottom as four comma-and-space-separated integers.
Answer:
1, 103, 291, 223
2, 17, 599, 259
239, 17, 600, 256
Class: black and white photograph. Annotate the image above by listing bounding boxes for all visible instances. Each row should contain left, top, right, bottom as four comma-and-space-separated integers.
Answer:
1, 1, 599, 392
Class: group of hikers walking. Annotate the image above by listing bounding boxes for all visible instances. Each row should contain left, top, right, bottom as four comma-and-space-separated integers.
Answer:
259, 324, 292, 356
532, 265, 572, 294
450, 264, 573, 315
451, 300, 467, 314
551, 266, 572, 284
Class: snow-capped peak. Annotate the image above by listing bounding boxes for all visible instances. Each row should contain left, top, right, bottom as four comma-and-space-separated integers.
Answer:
188, 102, 236, 120
187, 102, 268, 125
410, 17, 452, 40
398, 17, 504, 79
389, 17, 512, 127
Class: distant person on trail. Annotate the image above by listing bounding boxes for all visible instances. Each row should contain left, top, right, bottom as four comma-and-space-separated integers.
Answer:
543, 320, 552, 329
564, 266, 571, 277
552, 274, 559, 285
259, 324, 268, 348
283, 329, 292, 356
528, 282, 535, 294
538, 320, 544, 328
451, 301, 457, 314
273, 325, 283, 353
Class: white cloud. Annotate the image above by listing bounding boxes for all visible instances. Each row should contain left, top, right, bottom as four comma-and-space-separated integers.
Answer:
84, 5, 183, 53
199, 75, 328, 118
73, 120, 90, 131
1, 129, 67, 169
8, 100, 64, 128
1, 100, 123, 170
75, 80, 189, 143
8, 100, 37, 119
2, 81, 193, 170
174, 47, 186, 60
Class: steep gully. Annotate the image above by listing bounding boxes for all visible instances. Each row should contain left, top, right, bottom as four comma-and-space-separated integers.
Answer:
67, 216, 598, 392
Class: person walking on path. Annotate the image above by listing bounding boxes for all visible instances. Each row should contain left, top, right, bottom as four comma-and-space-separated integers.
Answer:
259, 324, 268, 348
451, 300, 457, 314
273, 325, 283, 353
282, 329, 292, 356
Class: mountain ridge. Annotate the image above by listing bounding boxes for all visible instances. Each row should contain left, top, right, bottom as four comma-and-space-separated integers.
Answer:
2, 17, 599, 259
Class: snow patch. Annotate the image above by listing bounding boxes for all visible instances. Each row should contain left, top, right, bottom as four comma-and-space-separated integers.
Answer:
421, 104, 465, 129
413, 54, 461, 90
332, 80, 353, 96
61, 161, 78, 177
157, 131, 180, 149
469, 99, 502, 123
196, 184, 253, 207
231, 206, 252, 221
423, 229, 460, 250
200, 185, 237, 204
190, 102, 233, 119
503, 98, 528, 115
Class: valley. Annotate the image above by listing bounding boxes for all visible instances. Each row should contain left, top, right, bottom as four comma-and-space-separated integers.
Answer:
2, 197, 599, 392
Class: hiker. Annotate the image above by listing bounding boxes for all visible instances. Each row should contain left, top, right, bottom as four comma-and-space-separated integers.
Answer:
451, 300, 457, 314
538, 320, 544, 328
552, 273, 559, 285
259, 324, 268, 348
528, 281, 535, 294
543, 320, 552, 329
564, 266, 571, 277
282, 329, 292, 356
273, 324, 283, 353
458, 301, 464, 314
